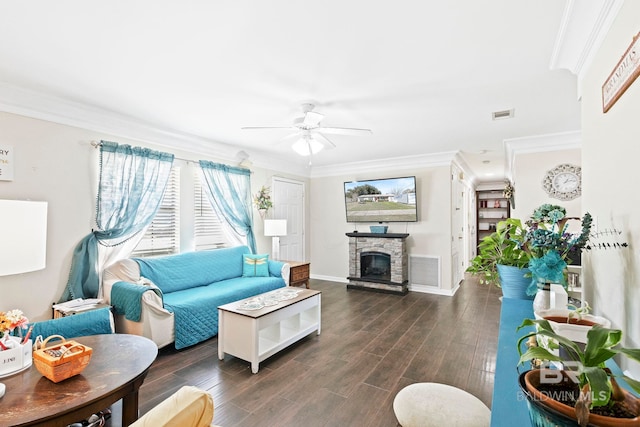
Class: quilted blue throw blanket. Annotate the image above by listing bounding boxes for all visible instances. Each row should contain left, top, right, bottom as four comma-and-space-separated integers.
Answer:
111, 281, 163, 321
164, 277, 285, 349
31, 307, 113, 339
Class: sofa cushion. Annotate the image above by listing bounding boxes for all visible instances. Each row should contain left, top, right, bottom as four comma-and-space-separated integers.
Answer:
134, 246, 250, 293
242, 254, 270, 277
163, 276, 285, 349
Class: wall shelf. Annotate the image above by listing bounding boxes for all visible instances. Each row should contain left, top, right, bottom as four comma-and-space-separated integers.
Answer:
476, 189, 510, 248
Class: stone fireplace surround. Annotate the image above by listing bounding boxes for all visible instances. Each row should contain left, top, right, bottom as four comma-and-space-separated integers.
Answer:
346, 232, 409, 295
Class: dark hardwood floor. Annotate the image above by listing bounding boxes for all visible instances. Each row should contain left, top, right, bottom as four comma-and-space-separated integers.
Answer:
108, 276, 502, 426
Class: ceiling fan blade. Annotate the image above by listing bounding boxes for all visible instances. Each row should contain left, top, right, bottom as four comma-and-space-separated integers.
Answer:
317, 127, 372, 136
316, 132, 337, 149
303, 111, 324, 127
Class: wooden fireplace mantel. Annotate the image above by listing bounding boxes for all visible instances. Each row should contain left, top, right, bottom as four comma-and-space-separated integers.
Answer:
346, 232, 409, 238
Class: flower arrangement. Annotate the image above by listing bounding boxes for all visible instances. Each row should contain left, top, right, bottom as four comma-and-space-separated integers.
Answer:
503, 181, 514, 201
254, 185, 273, 211
520, 204, 592, 295
0, 309, 30, 350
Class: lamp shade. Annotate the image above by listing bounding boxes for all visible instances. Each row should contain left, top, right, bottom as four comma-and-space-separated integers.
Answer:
264, 219, 287, 237
0, 200, 48, 276
292, 136, 324, 156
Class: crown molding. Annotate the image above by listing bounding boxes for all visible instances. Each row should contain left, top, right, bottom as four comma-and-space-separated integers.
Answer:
452, 153, 478, 188
504, 130, 581, 181
310, 151, 457, 178
0, 82, 310, 177
550, 0, 624, 96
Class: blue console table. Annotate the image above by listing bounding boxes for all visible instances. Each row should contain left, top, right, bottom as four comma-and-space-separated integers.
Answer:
491, 298, 533, 427
491, 297, 638, 427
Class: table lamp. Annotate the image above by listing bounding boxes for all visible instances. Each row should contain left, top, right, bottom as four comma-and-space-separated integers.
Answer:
0, 200, 48, 276
0, 200, 48, 386
264, 219, 287, 261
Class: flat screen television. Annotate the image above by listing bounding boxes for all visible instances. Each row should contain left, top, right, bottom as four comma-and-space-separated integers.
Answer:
344, 176, 417, 223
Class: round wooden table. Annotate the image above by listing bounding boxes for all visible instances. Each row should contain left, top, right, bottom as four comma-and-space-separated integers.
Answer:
0, 334, 158, 427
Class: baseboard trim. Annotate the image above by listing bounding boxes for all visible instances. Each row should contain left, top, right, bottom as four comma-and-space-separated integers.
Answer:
409, 283, 460, 296
310, 274, 348, 283
312, 274, 461, 296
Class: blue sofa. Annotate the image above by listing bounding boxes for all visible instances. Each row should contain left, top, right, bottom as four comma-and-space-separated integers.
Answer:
102, 246, 289, 349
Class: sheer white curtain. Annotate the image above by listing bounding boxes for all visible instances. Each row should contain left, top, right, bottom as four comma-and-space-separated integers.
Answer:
60, 141, 174, 301
198, 161, 256, 253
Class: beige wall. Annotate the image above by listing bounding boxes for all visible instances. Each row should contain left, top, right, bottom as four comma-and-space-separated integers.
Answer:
580, 1, 640, 377
309, 166, 454, 292
511, 148, 582, 223
0, 111, 308, 321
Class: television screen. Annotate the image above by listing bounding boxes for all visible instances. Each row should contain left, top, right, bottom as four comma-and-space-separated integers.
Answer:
344, 176, 417, 223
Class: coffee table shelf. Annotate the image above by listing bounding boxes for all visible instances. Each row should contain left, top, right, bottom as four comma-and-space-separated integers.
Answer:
218, 289, 321, 373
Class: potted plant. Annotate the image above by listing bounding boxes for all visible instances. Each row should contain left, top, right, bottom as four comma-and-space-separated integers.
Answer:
535, 302, 611, 347
517, 318, 640, 426
522, 204, 592, 297
467, 217, 532, 299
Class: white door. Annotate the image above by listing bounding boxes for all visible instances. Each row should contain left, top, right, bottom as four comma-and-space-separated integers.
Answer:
272, 177, 304, 261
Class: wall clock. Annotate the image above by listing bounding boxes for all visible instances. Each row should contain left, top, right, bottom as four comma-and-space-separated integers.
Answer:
542, 164, 581, 201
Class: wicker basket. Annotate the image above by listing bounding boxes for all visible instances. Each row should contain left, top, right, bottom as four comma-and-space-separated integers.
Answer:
33, 335, 92, 383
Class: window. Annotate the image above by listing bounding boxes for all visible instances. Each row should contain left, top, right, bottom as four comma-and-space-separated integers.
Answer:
194, 171, 228, 250
131, 167, 180, 257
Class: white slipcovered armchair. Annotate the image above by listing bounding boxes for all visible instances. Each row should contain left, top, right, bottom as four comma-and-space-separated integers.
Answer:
131, 386, 220, 427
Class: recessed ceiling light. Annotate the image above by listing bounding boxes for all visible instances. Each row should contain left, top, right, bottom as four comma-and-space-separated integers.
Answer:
492, 109, 515, 120
482, 160, 491, 164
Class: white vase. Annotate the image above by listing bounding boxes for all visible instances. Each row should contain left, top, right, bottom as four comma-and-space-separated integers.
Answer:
532, 284, 551, 312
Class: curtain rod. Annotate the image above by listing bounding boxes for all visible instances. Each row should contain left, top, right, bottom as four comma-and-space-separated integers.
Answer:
90, 140, 193, 163
90, 140, 252, 172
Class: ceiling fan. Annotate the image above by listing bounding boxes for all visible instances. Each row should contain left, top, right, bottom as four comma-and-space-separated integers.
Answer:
241, 103, 372, 156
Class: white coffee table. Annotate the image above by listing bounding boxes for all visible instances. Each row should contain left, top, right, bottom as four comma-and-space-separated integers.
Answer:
218, 288, 321, 373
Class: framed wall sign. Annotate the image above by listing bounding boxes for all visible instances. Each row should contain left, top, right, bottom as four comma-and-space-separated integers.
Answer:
0, 144, 14, 181
602, 31, 640, 113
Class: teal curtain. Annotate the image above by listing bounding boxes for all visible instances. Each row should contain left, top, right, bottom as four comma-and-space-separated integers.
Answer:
198, 161, 256, 253
60, 141, 174, 301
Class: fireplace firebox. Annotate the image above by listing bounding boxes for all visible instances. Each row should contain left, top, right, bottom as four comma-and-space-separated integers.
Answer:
360, 252, 391, 281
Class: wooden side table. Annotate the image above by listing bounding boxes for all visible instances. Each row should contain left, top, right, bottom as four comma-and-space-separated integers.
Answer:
283, 260, 310, 288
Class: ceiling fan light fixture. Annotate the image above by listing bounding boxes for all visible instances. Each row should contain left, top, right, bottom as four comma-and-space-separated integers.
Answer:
292, 136, 324, 156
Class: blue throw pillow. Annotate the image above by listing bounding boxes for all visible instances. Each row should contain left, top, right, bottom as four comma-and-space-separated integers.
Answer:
242, 254, 270, 277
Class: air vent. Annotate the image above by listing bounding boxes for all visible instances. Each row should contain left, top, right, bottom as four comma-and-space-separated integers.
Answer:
409, 255, 440, 288
492, 109, 515, 120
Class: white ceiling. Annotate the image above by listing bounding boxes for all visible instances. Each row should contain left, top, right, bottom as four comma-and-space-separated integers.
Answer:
0, 1, 586, 180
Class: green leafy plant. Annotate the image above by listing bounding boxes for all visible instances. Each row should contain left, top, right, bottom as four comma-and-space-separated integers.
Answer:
567, 301, 592, 323
466, 218, 530, 287
468, 204, 592, 295
517, 318, 640, 423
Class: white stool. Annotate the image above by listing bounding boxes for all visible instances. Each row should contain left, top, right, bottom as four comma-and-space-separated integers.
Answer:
393, 382, 491, 427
